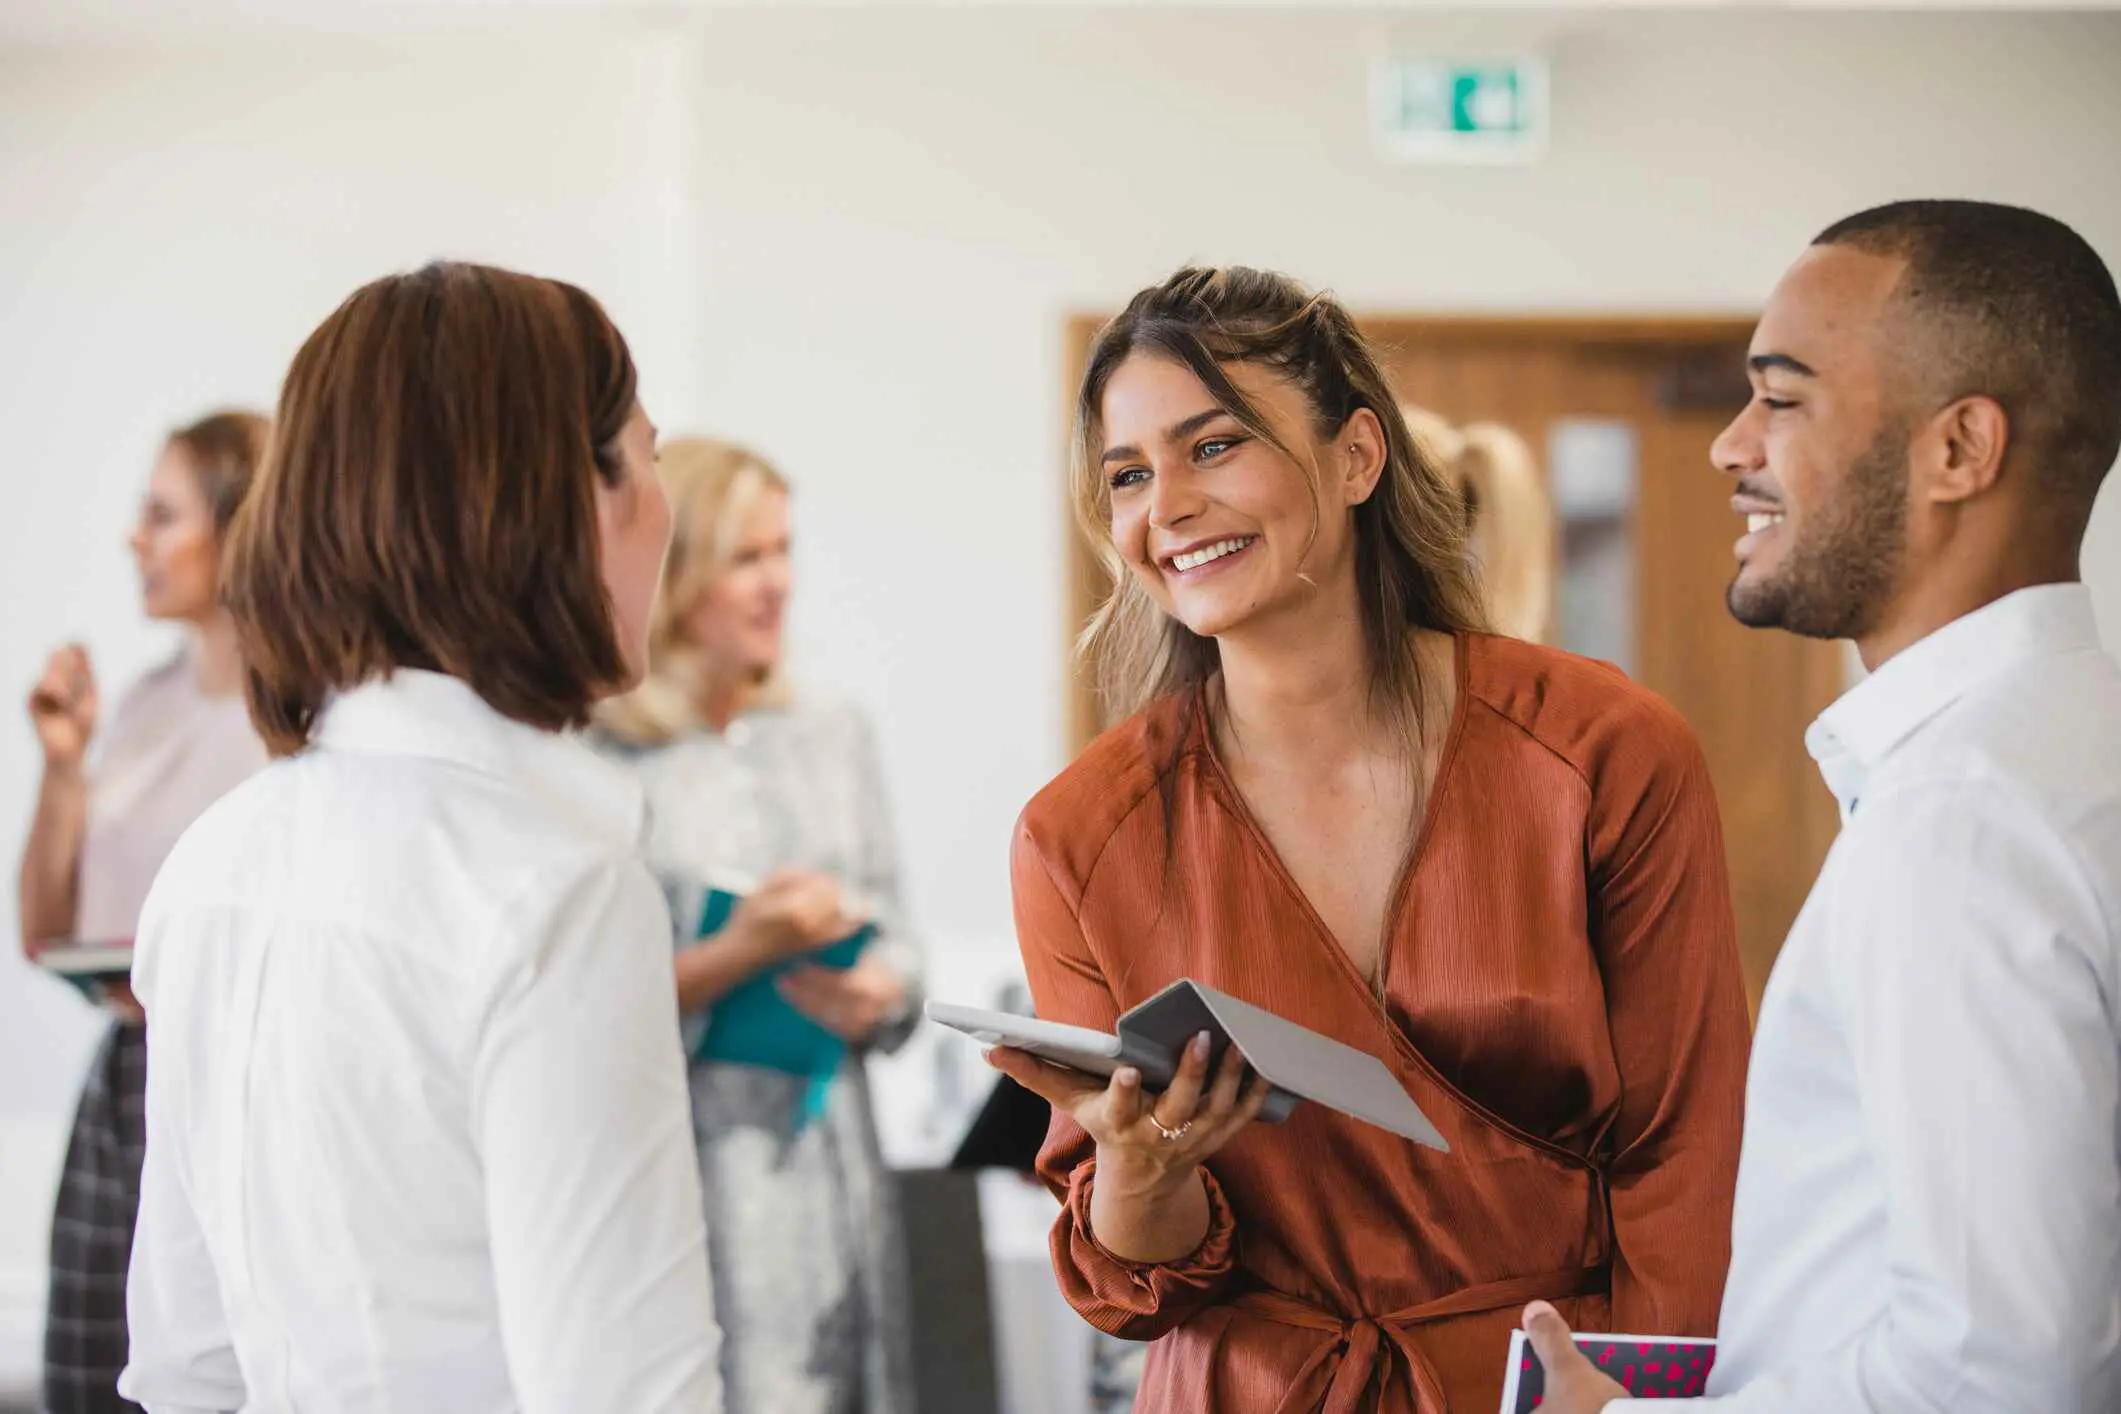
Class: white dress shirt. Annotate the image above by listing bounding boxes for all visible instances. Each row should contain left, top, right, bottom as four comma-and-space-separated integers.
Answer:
118, 670, 723, 1414
1633, 585, 2121, 1413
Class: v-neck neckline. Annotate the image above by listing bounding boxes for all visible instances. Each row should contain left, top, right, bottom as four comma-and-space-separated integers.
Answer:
1196, 632, 1475, 1009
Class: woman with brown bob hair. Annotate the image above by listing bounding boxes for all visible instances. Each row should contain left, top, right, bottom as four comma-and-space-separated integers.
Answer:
988, 268, 1750, 1412
118, 262, 723, 1413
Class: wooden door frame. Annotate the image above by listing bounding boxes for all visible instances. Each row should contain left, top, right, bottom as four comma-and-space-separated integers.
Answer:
1059, 310, 1766, 755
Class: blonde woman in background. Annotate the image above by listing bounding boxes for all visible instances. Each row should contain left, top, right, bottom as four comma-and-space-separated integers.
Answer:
1402, 406, 1558, 643
18, 410, 271, 1414
597, 438, 921, 1414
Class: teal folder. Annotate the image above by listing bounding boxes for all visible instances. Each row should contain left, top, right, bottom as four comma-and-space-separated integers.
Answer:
693, 886, 874, 1082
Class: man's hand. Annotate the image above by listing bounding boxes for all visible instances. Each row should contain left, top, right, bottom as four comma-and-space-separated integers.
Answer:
1521, 1301, 1629, 1413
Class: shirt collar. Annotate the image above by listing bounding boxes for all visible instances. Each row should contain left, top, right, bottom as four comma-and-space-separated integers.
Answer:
1805, 583, 2102, 816
313, 669, 646, 851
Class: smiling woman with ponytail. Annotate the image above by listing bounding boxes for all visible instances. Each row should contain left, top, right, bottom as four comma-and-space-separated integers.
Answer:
987, 266, 1751, 1413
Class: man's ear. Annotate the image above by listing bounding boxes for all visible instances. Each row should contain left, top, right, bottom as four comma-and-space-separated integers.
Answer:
1918, 394, 2009, 506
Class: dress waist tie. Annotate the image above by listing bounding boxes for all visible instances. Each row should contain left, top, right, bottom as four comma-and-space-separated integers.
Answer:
1232, 1265, 1609, 1414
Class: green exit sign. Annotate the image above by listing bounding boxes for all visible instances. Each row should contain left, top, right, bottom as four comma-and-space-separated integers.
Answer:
1372, 56, 1550, 164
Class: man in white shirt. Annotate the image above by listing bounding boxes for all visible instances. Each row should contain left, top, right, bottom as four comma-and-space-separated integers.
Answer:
1525, 200, 2121, 1412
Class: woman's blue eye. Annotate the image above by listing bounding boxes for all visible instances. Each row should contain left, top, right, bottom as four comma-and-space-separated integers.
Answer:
1197, 437, 1241, 459
1109, 467, 1149, 490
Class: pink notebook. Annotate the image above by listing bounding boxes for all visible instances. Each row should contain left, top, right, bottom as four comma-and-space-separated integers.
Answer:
1498, 1330, 1716, 1410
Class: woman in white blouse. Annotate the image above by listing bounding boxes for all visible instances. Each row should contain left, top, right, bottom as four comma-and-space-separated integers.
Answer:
117, 262, 723, 1414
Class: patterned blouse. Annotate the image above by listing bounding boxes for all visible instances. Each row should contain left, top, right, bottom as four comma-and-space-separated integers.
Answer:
599, 696, 924, 1414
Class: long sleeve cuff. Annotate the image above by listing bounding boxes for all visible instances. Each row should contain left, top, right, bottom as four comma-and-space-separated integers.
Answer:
1051, 1157, 1240, 1340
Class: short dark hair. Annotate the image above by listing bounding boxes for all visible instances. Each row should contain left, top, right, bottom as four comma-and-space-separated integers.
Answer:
224, 261, 638, 756
167, 409, 271, 539
1814, 200, 2121, 511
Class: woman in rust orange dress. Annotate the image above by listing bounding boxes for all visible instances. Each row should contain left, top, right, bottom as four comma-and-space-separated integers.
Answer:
987, 267, 1750, 1414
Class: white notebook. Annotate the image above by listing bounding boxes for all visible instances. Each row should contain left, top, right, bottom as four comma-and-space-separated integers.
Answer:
32, 940, 135, 980
926, 977, 1447, 1149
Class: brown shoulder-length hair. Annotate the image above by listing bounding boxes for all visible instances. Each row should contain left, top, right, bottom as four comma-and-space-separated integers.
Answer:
167, 409, 272, 539
224, 261, 638, 756
1074, 267, 1487, 744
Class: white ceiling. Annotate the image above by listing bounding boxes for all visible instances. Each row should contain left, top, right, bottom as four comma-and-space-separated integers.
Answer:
4, 0, 2117, 49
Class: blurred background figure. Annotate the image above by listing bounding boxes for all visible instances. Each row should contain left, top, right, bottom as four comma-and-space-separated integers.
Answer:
597, 437, 924, 1414
14, 411, 270, 1414
1403, 406, 1558, 644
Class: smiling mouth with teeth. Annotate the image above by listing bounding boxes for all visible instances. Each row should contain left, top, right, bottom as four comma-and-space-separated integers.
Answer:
1747, 512, 1786, 534
1168, 537, 1257, 573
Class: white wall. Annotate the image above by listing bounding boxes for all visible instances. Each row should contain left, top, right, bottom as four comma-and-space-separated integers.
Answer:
680, 1, 2121, 986
3, 10, 2120, 1362
0, 18, 713, 1109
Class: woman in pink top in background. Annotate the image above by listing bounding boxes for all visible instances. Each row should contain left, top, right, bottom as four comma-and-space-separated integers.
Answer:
16, 411, 270, 1414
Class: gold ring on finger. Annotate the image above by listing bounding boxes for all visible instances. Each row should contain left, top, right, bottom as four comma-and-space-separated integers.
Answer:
1150, 1116, 1193, 1143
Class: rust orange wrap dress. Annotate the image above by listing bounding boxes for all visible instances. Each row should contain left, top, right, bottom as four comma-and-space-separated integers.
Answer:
1012, 635, 1751, 1413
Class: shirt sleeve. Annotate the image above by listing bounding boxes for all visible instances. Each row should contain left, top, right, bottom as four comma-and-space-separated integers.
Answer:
472, 856, 724, 1414
1013, 820, 1239, 1339
120, 925, 246, 1414
1681, 781, 2121, 1414
1588, 698, 1752, 1336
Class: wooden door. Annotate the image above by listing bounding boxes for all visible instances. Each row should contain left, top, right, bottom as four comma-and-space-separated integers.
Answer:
1061, 315, 1843, 1005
